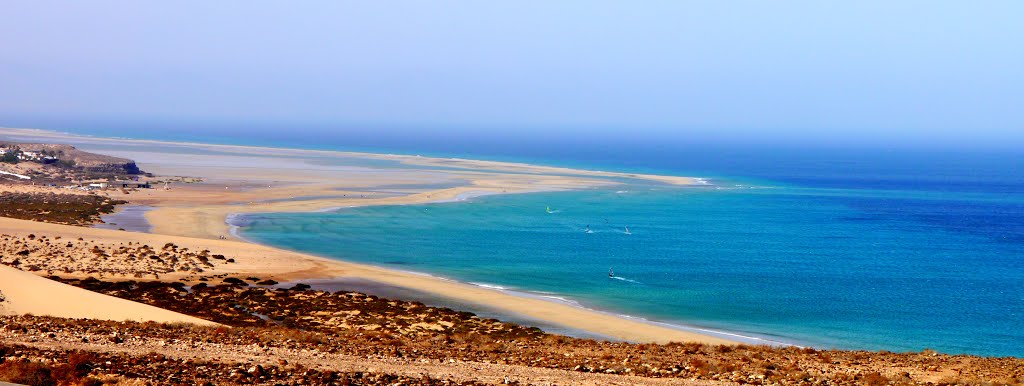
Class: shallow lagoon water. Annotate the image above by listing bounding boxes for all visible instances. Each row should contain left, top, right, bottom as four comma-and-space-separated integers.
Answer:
95, 205, 154, 233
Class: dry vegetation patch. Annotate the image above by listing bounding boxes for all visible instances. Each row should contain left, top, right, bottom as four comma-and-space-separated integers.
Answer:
0, 192, 126, 226
0, 236, 234, 279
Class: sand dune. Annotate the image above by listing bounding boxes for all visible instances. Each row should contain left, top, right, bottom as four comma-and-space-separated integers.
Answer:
0, 264, 215, 326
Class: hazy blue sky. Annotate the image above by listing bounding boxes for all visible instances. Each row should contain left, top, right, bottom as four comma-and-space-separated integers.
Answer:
1, 1, 1022, 147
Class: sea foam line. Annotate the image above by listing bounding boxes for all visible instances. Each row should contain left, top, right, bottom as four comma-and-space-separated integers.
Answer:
460, 280, 794, 347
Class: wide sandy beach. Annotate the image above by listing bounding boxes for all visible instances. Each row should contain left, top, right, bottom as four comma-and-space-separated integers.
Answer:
0, 127, 738, 345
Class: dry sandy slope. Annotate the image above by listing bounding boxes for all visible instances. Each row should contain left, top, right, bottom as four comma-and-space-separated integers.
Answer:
0, 264, 214, 326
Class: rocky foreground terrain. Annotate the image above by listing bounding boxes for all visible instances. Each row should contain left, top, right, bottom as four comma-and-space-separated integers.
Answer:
0, 326, 497, 386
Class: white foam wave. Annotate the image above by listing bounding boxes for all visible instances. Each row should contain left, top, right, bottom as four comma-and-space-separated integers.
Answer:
470, 282, 509, 291
224, 213, 249, 242
611, 276, 641, 284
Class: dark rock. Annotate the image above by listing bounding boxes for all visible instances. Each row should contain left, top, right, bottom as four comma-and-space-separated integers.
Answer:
222, 277, 248, 286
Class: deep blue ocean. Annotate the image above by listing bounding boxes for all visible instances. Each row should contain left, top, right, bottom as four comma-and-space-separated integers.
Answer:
7, 125, 1023, 357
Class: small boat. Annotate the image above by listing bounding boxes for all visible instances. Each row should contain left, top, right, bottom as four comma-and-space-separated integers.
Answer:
609, 267, 614, 278
624, 226, 631, 235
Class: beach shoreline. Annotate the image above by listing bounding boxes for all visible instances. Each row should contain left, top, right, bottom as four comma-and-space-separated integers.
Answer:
228, 209, 792, 348
0, 126, 743, 346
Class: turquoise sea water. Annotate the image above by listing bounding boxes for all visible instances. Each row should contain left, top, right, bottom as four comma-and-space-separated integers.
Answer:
239, 178, 1024, 357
